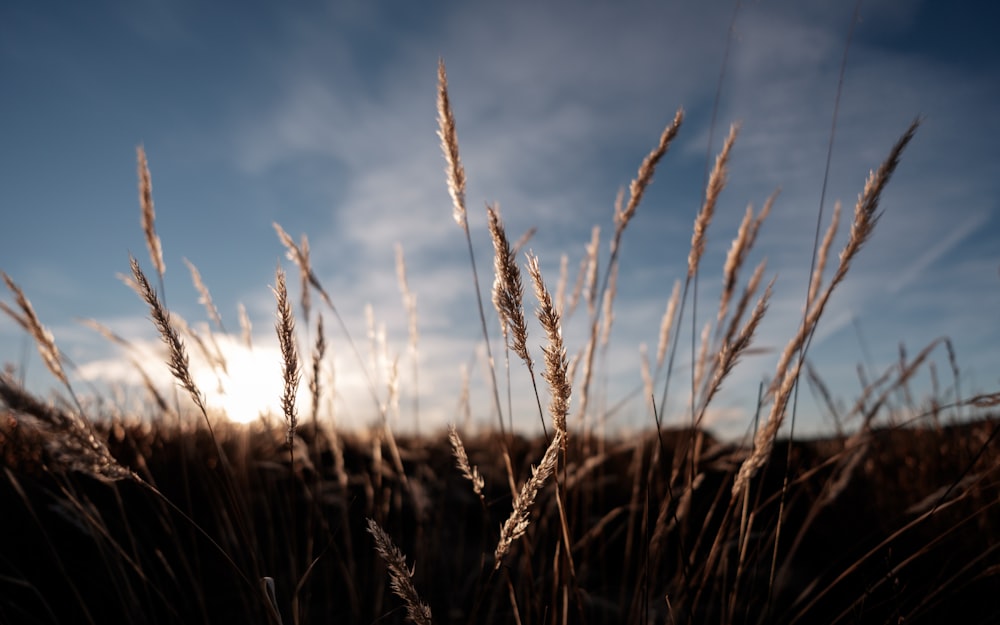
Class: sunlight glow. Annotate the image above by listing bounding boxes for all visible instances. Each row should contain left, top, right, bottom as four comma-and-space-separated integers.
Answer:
191, 337, 290, 424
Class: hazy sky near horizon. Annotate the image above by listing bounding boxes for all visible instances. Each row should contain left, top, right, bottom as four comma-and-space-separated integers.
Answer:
2, 0, 998, 438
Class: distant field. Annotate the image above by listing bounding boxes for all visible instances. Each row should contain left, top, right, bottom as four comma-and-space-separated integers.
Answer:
1, 416, 998, 624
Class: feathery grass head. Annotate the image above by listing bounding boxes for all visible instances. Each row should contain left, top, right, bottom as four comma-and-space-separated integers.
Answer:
526, 253, 570, 439
448, 424, 485, 502
689, 122, 740, 279
1, 272, 68, 387
129, 254, 206, 418
488, 205, 530, 364
183, 258, 224, 332
366, 518, 433, 625
273, 267, 299, 447
437, 59, 466, 230
494, 429, 564, 570
616, 108, 685, 235
734, 118, 920, 499
137, 145, 165, 279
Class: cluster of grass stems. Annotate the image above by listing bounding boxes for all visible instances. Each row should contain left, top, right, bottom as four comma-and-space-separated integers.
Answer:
2, 59, 999, 625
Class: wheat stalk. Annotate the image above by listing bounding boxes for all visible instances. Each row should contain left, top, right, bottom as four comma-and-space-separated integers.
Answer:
688, 122, 740, 279
583, 226, 601, 317
183, 258, 225, 333
656, 279, 682, 369
273, 267, 299, 449
309, 314, 326, 427
526, 253, 570, 440
448, 424, 485, 502
719, 192, 774, 325
129, 254, 208, 420
437, 59, 466, 230
615, 108, 685, 243
488, 205, 530, 364
1, 272, 69, 388
238, 302, 253, 349
137, 145, 165, 280
299, 233, 312, 324
494, 429, 564, 569
733, 118, 920, 498
366, 518, 433, 625
807, 199, 841, 311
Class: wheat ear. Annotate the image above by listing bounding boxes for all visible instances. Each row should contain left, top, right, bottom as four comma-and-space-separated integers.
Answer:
1, 272, 69, 388
688, 122, 740, 279
183, 258, 225, 333
494, 429, 564, 569
137, 145, 165, 280
366, 518, 433, 625
273, 267, 300, 450
437, 59, 466, 230
448, 425, 485, 502
526, 253, 570, 440
129, 255, 208, 420
733, 118, 920, 498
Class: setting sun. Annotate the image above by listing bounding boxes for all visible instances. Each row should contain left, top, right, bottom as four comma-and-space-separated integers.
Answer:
191, 336, 290, 424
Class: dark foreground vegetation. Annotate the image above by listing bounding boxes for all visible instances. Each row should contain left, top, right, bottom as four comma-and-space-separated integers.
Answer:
1, 411, 998, 625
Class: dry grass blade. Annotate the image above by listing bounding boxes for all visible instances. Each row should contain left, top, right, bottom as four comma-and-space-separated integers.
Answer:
437, 59, 466, 230
689, 122, 740, 278
488, 205, 530, 364
734, 119, 920, 498
309, 315, 326, 426
396, 243, 421, 430
238, 302, 253, 349
1, 272, 68, 387
719, 258, 767, 354
583, 226, 601, 316
511, 226, 536, 256
299, 234, 312, 324
273, 267, 300, 448
701, 276, 774, 412
719, 192, 774, 324
448, 425, 485, 502
554, 253, 569, 317
273, 222, 333, 310
366, 518, 433, 625
600, 262, 619, 347
183, 258, 225, 333
526, 253, 570, 439
616, 108, 684, 236
129, 254, 207, 419
808, 200, 841, 311
494, 430, 564, 570
137, 145, 165, 279
656, 279, 682, 369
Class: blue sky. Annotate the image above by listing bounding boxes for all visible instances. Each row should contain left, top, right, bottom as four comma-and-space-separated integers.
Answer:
1, 0, 998, 438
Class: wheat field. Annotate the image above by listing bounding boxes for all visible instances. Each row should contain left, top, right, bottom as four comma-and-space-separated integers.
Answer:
2, 61, 999, 625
